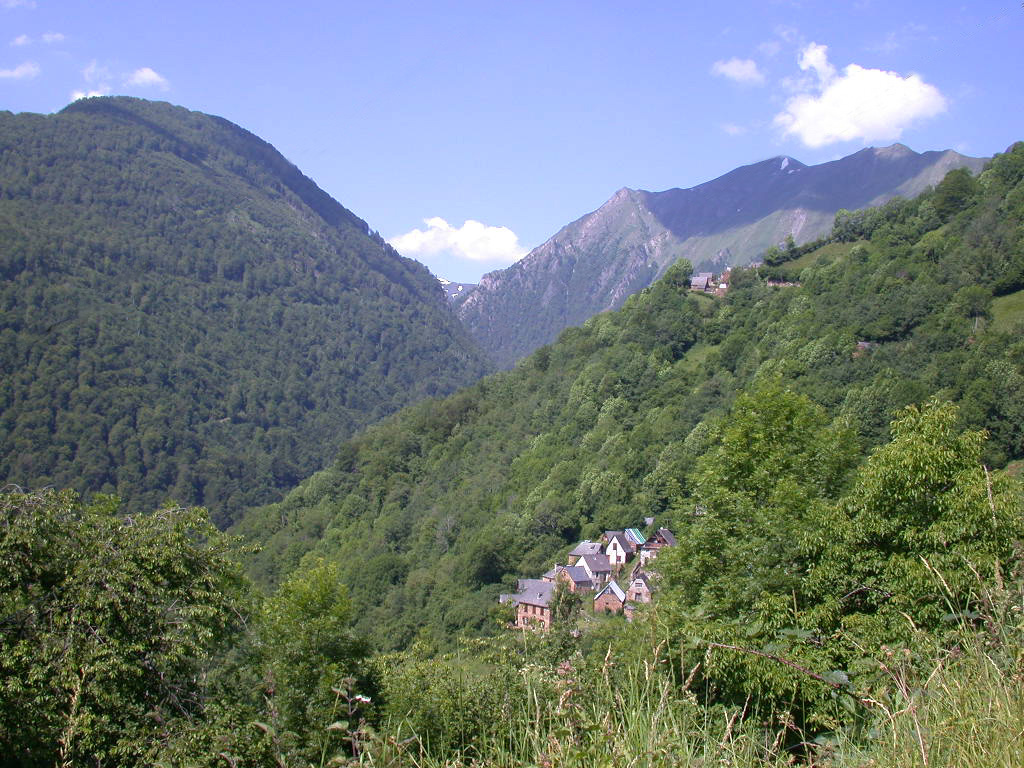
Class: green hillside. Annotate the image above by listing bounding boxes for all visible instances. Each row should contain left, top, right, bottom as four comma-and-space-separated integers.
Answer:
0, 97, 490, 525
236, 142, 1024, 650
7, 143, 1024, 768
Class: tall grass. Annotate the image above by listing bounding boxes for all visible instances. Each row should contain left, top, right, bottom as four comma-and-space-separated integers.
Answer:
352, 572, 1023, 768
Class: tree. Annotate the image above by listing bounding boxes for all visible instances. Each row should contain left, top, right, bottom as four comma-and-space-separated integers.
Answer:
550, 580, 583, 624
806, 399, 1024, 646
0, 489, 250, 766
258, 557, 370, 763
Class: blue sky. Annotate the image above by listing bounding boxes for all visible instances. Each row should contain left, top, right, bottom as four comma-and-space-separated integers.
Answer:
2, 1, 1021, 281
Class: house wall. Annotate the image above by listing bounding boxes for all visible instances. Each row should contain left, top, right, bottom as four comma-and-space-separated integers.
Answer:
626, 582, 651, 603
516, 602, 550, 629
594, 592, 623, 614
607, 540, 626, 566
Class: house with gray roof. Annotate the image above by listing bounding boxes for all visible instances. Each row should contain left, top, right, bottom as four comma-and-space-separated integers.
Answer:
603, 530, 637, 567
639, 527, 677, 565
568, 540, 604, 565
579, 553, 611, 585
555, 564, 594, 593
500, 578, 555, 629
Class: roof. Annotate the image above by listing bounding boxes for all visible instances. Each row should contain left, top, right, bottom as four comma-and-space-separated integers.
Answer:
604, 531, 636, 552
624, 528, 646, 546
558, 565, 593, 586
509, 579, 554, 608
594, 581, 626, 603
630, 572, 652, 589
580, 553, 611, 574
542, 567, 558, 581
569, 540, 604, 557
657, 527, 677, 546
690, 272, 714, 289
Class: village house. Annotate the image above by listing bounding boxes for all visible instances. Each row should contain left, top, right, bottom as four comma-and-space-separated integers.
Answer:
625, 571, 653, 603
555, 564, 594, 593
624, 528, 646, 548
639, 527, 677, 565
593, 581, 627, 614
690, 272, 715, 292
567, 540, 604, 565
578, 553, 612, 586
603, 530, 636, 567
500, 579, 554, 629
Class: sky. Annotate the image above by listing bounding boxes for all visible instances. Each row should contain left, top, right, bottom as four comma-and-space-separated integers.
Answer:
2, 1, 1021, 282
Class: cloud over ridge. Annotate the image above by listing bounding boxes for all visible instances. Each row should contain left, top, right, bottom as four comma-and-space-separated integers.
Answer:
389, 217, 528, 267
774, 42, 946, 147
126, 66, 169, 89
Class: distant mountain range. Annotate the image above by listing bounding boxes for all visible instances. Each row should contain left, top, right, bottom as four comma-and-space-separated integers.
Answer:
0, 97, 489, 524
456, 144, 987, 368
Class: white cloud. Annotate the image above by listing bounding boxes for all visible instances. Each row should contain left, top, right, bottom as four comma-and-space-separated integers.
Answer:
1, 0, 37, 8
389, 217, 528, 265
10, 34, 30, 46
83, 59, 109, 83
71, 86, 111, 101
798, 42, 835, 83
774, 42, 947, 148
41, 31, 64, 43
721, 122, 747, 136
125, 66, 169, 89
710, 57, 765, 85
757, 40, 781, 58
0, 60, 38, 79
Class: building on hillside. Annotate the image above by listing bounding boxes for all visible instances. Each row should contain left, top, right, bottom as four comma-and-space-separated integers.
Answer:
555, 564, 594, 593
594, 581, 627, 614
567, 540, 604, 565
603, 530, 637, 566
579, 553, 612, 586
624, 528, 646, 548
625, 571, 653, 603
639, 527, 677, 565
500, 579, 554, 629
715, 268, 732, 296
690, 272, 715, 292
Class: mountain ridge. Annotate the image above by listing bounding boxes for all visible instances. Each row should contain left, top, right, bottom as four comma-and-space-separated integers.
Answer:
457, 144, 987, 368
0, 96, 490, 524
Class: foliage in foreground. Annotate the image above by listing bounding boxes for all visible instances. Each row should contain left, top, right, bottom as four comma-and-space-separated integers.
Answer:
3, 397, 1021, 766
0, 489, 372, 767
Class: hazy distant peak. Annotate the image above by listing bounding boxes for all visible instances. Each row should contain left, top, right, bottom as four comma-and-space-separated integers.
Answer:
873, 142, 914, 158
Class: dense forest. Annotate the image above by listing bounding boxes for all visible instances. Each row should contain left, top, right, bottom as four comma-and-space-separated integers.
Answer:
0, 97, 490, 525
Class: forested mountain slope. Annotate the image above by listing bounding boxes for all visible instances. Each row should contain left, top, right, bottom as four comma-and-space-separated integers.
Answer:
0, 97, 490, 525
235, 143, 1024, 650
457, 144, 986, 368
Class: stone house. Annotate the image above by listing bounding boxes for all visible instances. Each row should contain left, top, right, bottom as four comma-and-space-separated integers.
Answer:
593, 581, 627, 614
639, 527, 677, 565
500, 579, 554, 629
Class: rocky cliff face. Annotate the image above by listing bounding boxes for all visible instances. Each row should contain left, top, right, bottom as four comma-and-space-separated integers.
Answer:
457, 144, 987, 368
